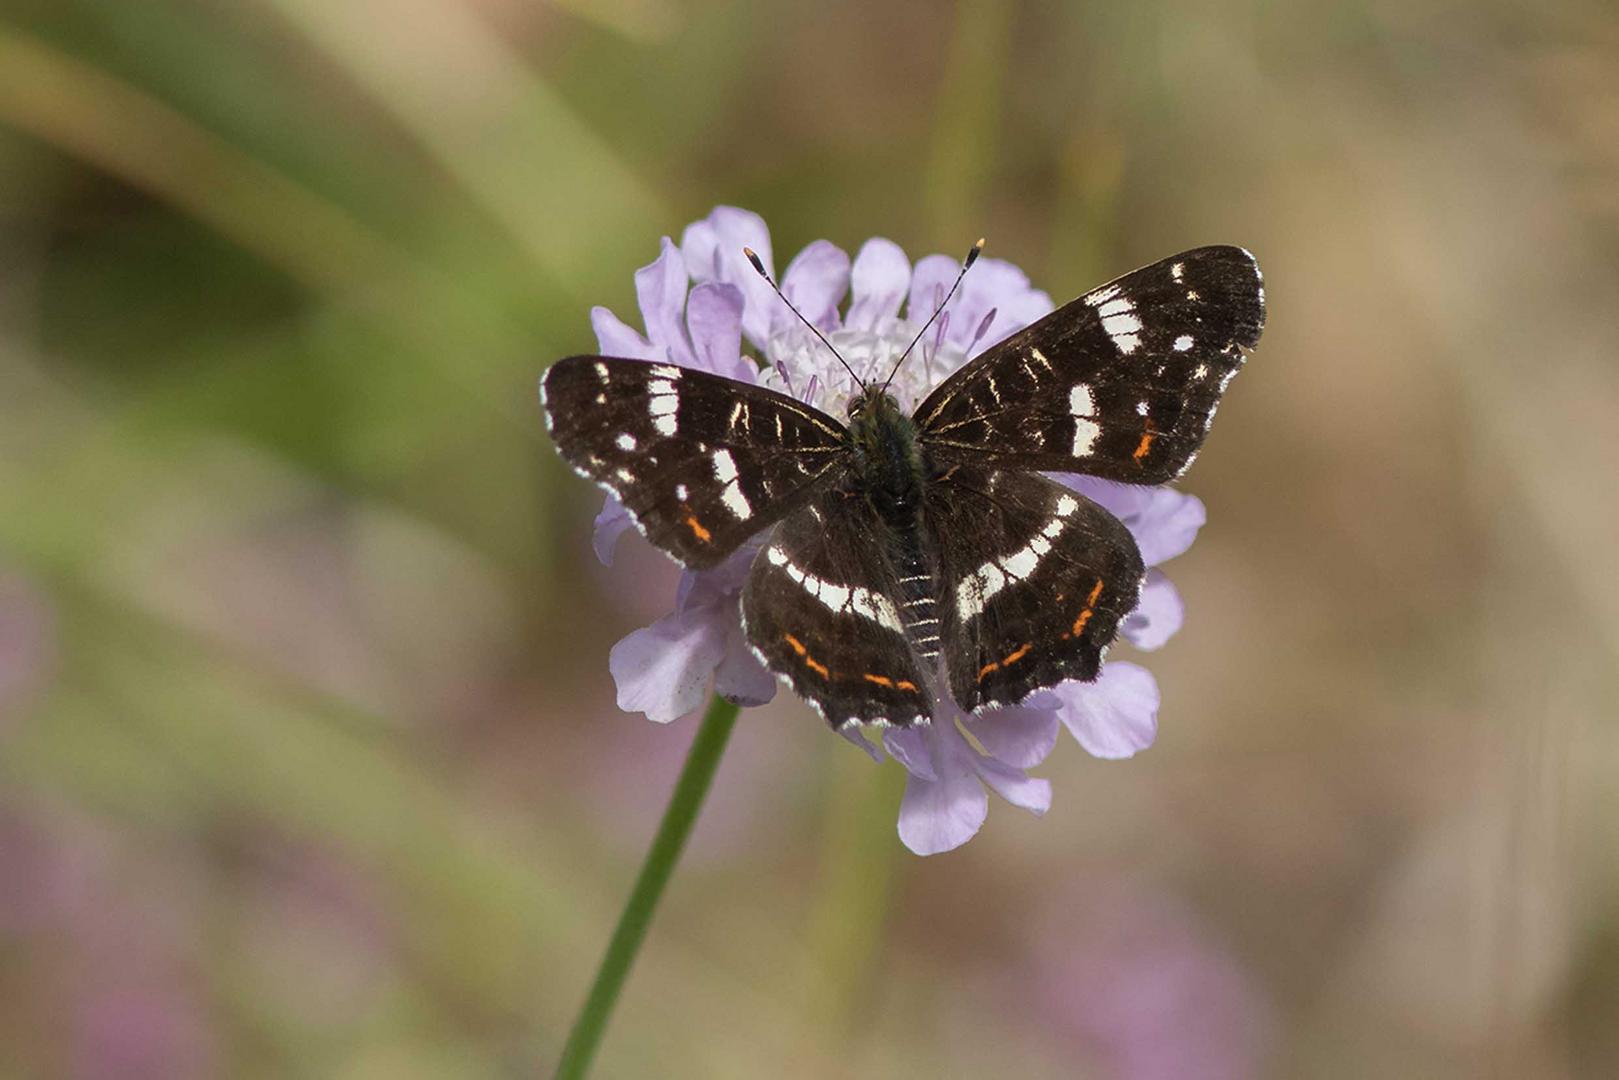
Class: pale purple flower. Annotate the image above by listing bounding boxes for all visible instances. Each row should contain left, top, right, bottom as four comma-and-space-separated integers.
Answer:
574, 206, 1212, 854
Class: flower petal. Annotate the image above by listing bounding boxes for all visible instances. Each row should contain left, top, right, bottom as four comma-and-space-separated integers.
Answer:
905, 254, 958, 328
1057, 479, 1206, 567
896, 736, 989, 856
964, 703, 1061, 769
905, 254, 1053, 357
845, 238, 911, 332
975, 756, 1052, 815
715, 619, 776, 706
949, 257, 1054, 353
685, 282, 754, 383
882, 725, 938, 782
840, 725, 885, 762
1051, 662, 1160, 759
682, 206, 779, 348
674, 546, 759, 614
634, 237, 695, 365
1120, 570, 1183, 651
592, 496, 638, 566
608, 608, 728, 724
780, 240, 851, 331
589, 306, 657, 361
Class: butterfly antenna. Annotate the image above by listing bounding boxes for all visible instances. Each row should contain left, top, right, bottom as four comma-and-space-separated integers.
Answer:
878, 238, 983, 394
742, 248, 865, 389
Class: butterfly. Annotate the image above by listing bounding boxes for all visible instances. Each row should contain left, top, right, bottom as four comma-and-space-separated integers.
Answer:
541, 243, 1264, 728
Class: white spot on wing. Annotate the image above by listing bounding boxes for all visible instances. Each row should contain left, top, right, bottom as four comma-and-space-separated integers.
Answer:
676, 483, 689, 500
817, 582, 850, 610
1174, 334, 1194, 351
1072, 416, 1101, 456
1083, 284, 1121, 308
712, 448, 739, 485
956, 511, 1072, 622
1095, 294, 1143, 355
773, 554, 903, 630
1003, 547, 1038, 580
1069, 384, 1096, 417
616, 433, 637, 451
1170, 261, 1185, 281
712, 449, 752, 519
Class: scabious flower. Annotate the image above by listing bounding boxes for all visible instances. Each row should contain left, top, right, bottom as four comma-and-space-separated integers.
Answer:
584, 206, 1206, 855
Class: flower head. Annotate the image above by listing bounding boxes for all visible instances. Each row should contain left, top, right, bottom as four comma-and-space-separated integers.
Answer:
573, 206, 1209, 854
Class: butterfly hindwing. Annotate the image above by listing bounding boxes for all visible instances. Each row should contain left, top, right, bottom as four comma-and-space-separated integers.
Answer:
926, 466, 1145, 713
741, 486, 932, 729
541, 356, 847, 569
915, 245, 1264, 484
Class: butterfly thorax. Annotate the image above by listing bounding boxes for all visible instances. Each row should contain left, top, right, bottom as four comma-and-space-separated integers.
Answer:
845, 388, 927, 521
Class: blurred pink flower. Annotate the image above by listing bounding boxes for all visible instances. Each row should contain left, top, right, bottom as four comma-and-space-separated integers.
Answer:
1029, 879, 1274, 1080
0, 803, 215, 1079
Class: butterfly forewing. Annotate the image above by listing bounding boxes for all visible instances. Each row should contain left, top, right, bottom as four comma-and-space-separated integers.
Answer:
542, 356, 847, 569
926, 467, 1145, 713
742, 488, 932, 728
915, 246, 1264, 484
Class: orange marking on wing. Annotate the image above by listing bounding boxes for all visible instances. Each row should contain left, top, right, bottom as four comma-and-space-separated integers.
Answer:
977, 660, 1000, 681
895, 680, 918, 692
784, 633, 830, 679
1001, 642, 1032, 666
1132, 420, 1157, 463
863, 673, 895, 688
684, 512, 712, 542
1070, 578, 1107, 638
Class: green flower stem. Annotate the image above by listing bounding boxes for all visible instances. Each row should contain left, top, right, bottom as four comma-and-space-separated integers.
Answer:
554, 694, 742, 1080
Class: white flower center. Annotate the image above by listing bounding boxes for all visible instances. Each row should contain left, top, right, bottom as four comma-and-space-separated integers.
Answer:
755, 321, 970, 418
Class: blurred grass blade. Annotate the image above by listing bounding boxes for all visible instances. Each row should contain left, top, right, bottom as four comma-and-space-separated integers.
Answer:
922, 0, 1013, 235
259, 0, 669, 300
0, 24, 425, 305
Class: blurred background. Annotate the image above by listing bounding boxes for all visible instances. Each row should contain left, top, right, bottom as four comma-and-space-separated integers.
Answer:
1, 0, 1616, 1076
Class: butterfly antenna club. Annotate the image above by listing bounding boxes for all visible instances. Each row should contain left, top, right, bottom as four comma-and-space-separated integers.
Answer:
879, 238, 984, 393
743, 247, 865, 389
